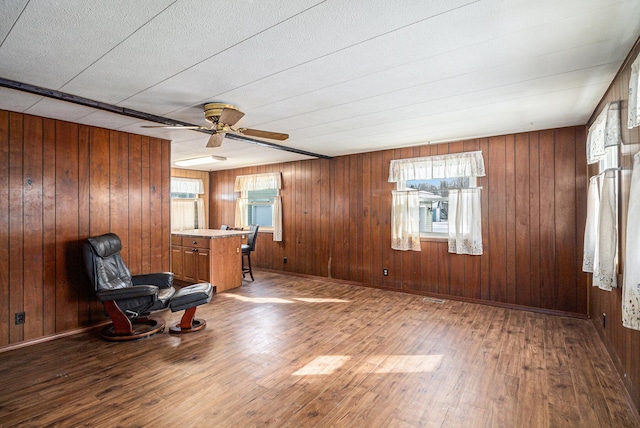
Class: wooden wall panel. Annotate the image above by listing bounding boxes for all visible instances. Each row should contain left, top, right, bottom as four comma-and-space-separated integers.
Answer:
587, 37, 640, 411
210, 126, 587, 320
0, 111, 9, 347
9, 112, 24, 343
0, 110, 171, 348
23, 115, 44, 340
55, 121, 80, 332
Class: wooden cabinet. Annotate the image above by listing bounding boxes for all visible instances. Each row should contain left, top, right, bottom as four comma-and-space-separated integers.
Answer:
173, 236, 211, 284
170, 231, 244, 292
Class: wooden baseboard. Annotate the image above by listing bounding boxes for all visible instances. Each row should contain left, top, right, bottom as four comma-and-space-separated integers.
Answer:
592, 317, 640, 424
0, 321, 110, 354
256, 268, 588, 319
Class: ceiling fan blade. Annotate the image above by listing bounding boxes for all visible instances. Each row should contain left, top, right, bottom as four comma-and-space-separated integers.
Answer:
141, 125, 206, 130
239, 128, 289, 140
206, 133, 225, 148
219, 108, 245, 126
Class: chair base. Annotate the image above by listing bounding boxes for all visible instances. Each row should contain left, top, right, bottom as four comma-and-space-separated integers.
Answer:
169, 318, 207, 334
99, 316, 166, 341
168, 306, 207, 334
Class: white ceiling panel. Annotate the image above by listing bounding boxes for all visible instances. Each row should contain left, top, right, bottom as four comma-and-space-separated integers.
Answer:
0, 0, 175, 89
0, 0, 638, 171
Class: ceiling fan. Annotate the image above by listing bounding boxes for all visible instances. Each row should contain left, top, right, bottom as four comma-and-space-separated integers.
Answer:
142, 102, 289, 148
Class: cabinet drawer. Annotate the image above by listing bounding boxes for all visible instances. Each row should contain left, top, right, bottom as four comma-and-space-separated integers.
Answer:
171, 235, 182, 245
182, 236, 210, 249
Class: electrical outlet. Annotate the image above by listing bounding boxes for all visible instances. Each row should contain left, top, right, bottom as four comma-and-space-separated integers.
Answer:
283, 257, 288, 264
383, 268, 388, 276
15, 312, 25, 325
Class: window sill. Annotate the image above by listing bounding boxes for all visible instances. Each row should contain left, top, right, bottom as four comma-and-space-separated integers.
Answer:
420, 235, 448, 243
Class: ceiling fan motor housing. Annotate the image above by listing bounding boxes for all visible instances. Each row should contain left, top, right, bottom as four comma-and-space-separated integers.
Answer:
204, 102, 238, 123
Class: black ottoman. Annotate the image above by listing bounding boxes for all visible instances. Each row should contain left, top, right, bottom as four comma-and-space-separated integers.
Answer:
168, 282, 214, 334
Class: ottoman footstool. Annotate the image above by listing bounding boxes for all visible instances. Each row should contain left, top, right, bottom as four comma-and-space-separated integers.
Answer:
168, 282, 214, 334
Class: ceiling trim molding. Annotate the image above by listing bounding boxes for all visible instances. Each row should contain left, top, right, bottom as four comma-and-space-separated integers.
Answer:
0, 77, 333, 160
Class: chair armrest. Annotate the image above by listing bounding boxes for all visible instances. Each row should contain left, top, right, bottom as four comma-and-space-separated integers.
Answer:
96, 285, 158, 302
131, 272, 174, 289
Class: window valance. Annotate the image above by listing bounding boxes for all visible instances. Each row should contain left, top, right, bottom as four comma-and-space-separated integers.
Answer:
171, 177, 204, 194
235, 172, 282, 192
587, 101, 622, 165
388, 150, 485, 183
629, 53, 640, 129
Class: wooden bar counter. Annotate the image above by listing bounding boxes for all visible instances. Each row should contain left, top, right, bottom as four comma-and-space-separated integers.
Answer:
171, 229, 247, 292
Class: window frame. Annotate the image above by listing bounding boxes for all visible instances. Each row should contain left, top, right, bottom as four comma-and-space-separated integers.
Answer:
396, 176, 477, 240
242, 188, 279, 231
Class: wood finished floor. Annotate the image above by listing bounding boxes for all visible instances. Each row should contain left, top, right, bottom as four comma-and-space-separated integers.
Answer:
0, 271, 638, 427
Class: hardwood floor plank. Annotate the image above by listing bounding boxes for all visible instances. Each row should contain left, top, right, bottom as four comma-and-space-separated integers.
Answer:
0, 271, 637, 427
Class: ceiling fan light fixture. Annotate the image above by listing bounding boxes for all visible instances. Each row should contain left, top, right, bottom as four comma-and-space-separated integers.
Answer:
174, 155, 225, 167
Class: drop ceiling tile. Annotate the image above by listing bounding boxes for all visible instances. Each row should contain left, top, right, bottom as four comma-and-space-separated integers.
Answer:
0, 0, 175, 89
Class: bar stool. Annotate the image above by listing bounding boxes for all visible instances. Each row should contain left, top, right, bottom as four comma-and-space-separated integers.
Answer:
242, 225, 259, 281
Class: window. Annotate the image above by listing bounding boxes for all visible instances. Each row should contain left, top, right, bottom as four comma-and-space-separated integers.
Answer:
245, 188, 278, 227
388, 151, 485, 254
234, 172, 283, 241
170, 177, 205, 231
399, 176, 476, 237
401, 176, 475, 236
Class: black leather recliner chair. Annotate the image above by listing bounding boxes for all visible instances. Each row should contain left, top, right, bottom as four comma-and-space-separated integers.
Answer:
83, 233, 213, 341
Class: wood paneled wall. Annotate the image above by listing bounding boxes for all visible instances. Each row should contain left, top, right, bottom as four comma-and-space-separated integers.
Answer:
0, 110, 171, 347
170, 168, 210, 227
210, 125, 588, 316
588, 38, 640, 411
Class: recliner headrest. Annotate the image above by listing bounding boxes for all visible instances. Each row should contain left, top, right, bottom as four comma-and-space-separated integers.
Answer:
87, 233, 122, 258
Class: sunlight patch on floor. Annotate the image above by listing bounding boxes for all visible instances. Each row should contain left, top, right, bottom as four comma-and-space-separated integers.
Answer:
223, 295, 350, 304
293, 355, 352, 375
293, 354, 443, 376
365, 354, 443, 373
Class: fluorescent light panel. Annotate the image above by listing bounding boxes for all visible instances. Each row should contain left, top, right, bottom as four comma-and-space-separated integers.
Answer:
174, 155, 223, 166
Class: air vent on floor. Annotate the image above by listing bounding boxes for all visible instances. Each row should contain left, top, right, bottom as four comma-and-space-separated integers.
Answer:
423, 297, 445, 304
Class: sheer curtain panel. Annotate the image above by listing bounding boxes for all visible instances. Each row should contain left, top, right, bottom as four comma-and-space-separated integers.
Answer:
171, 199, 195, 231
629, 53, 640, 129
447, 188, 483, 255
391, 190, 421, 251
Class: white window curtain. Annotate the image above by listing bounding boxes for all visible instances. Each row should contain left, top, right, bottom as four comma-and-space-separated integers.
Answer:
587, 101, 622, 164
171, 177, 204, 194
234, 197, 248, 229
391, 190, 421, 251
196, 199, 205, 228
623, 152, 640, 330
171, 199, 204, 231
273, 195, 283, 241
388, 150, 485, 183
592, 170, 618, 291
388, 151, 485, 253
234, 172, 282, 241
234, 172, 282, 192
447, 188, 483, 255
629, 53, 640, 129
582, 176, 600, 272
